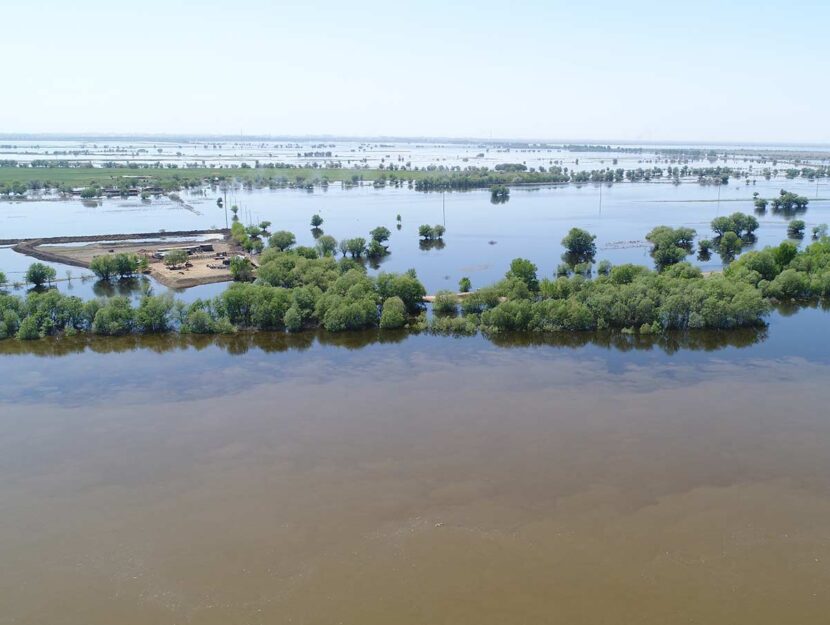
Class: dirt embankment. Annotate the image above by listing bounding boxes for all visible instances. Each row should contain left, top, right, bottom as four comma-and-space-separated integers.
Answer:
1, 228, 228, 247
10, 229, 238, 288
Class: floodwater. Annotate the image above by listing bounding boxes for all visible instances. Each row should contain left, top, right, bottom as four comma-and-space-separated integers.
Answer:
1, 310, 830, 624
4, 137, 821, 170
2, 175, 828, 299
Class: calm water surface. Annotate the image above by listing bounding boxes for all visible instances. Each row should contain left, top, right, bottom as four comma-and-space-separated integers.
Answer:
3, 177, 829, 299
1, 310, 830, 624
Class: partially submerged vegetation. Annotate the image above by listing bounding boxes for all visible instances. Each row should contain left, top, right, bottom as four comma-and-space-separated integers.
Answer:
3, 160, 826, 200
3, 226, 830, 341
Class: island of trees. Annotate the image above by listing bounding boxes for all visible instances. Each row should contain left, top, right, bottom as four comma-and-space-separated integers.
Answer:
2, 220, 830, 341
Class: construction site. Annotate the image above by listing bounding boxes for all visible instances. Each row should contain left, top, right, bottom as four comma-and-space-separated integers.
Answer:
6, 228, 255, 288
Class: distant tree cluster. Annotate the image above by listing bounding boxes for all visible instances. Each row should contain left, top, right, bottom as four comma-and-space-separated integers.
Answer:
90, 253, 145, 281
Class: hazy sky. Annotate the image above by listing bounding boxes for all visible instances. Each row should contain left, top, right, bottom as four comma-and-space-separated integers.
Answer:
3, 0, 829, 143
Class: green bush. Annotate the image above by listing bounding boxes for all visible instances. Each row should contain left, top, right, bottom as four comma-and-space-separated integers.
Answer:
432, 291, 459, 316
380, 296, 407, 329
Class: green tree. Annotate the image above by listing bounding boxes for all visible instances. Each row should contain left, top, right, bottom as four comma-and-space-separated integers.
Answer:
25, 263, 56, 287
458, 277, 472, 293
370, 226, 391, 243
717, 231, 743, 262
773, 241, 798, 269
787, 219, 806, 238
646, 226, 695, 270
90, 255, 116, 281
366, 239, 388, 258
269, 230, 296, 251
379, 296, 407, 329
506, 258, 539, 292
315, 234, 338, 257
311, 214, 324, 228
561, 228, 597, 264
136, 295, 174, 333
113, 253, 140, 278
164, 250, 189, 267
376, 271, 426, 313
346, 237, 367, 258
92, 296, 135, 335
16, 316, 41, 340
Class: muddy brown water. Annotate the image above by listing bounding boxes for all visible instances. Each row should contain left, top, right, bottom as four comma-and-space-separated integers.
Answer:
1, 315, 830, 624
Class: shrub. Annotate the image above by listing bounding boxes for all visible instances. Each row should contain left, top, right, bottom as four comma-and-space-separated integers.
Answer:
230, 256, 254, 281
380, 296, 407, 329
432, 291, 459, 316
16, 316, 41, 340
92, 297, 135, 335
135, 295, 173, 333
376, 271, 426, 314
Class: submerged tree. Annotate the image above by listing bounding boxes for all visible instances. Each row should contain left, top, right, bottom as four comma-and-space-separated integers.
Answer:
646, 226, 696, 270
25, 262, 57, 287
315, 234, 338, 257
716, 231, 743, 262
787, 219, 806, 239
561, 228, 597, 266
490, 184, 510, 204
370, 226, 391, 243
419, 224, 446, 240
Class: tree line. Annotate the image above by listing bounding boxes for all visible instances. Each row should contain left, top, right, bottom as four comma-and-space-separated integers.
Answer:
3, 227, 829, 341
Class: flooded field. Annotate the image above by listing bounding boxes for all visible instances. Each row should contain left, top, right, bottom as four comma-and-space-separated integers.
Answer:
3, 175, 828, 299
2, 309, 830, 624
4, 137, 822, 171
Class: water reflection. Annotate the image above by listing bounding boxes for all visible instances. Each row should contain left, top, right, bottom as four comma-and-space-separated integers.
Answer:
91, 276, 152, 298
0, 325, 768, 358
419, 239, 446, 251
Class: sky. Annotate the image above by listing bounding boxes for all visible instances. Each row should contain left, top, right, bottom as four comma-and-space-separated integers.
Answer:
2, 0, 829, 143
